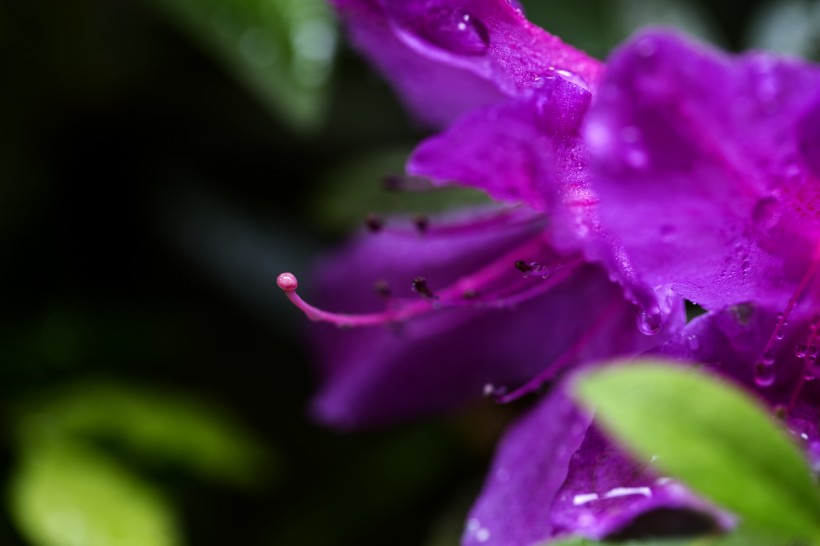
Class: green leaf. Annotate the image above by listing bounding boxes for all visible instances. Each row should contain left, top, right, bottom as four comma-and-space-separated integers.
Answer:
746, 0, 820, 60
9, 442, 181, 546
311, 146, 492, 233
146, 0, 337, 131
573, 361, 820, 542
15, 380, 274, 488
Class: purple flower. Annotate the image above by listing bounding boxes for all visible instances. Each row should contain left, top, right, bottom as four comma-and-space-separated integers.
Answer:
586, 29, 820, 313
277, 1, 820, 544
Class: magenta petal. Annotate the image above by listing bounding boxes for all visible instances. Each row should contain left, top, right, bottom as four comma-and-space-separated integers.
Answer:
331, 0, 603, 127
307, 208, 666, 428
465, 387, 726, 546
587, 29, 820, 309
408, 78, 591, 212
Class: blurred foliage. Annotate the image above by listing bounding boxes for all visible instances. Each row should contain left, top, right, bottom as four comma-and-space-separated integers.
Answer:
146, 0, 337, 131
0, 0, 805, 545
12, 381, 274, 488
10, 443, 180, 546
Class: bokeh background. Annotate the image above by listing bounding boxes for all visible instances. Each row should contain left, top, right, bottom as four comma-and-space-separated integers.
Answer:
2, 0, 819, 544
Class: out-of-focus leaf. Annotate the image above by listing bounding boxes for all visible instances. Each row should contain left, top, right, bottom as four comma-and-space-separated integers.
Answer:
610, 0, 722, 45
16, 380, 274, 488
746, 0, 820, 60
311, 146, 491, 233
9, 442, 180, 546
573, 362, 820, 542
146, 0, 337, 131
546, 526, 800, 546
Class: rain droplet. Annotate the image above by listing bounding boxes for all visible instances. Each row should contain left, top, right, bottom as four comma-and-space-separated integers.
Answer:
637, 309, 662, 336
754, 361, 775, 387
552, 67, 589, 90
761, 350, 775, 365
795, 343, 808, 358
687, 335, 700, 351
420, 8, 489, 56
809, 345, 819, 358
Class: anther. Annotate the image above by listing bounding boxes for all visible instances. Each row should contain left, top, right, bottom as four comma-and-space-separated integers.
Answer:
365, 214, 384, 233
373, 280, 391, 299
514, 260, 533, 273
411, 277, 436, 299
463, 289, 479, 300
414, 214, 429, 234
277, 272, 299, 292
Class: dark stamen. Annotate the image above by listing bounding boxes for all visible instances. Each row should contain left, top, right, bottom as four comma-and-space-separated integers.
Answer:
373, 280, 391, 299
411, 277, 436, 299
414, 214, 429, 234
365, 214, 384, 233
514, 260, 534, 273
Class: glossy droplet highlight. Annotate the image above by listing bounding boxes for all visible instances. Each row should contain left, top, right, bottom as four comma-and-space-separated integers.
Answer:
277, 272, 299, 292
637, 309, 662, 336
754, 361, 775, 387
420, 8, 489, 56
795, 343, 808, 358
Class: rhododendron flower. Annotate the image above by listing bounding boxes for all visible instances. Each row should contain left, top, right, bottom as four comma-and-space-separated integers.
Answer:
277, 1, 820, 545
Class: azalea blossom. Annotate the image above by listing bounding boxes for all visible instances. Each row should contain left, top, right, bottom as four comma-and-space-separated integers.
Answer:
277, 1, 820, 545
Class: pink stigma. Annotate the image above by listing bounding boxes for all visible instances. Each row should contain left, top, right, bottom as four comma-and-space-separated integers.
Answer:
277, 272, 299, 292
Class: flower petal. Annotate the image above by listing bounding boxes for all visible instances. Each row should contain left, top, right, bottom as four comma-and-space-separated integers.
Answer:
331, 0, 603, 127
408, 78, 592, 212
587, 29, 820, 309
464, 386, 726, 546
307, 208, 665, 428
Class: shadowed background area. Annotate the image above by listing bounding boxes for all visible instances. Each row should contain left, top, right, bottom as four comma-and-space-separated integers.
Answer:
0, 0, 812, 544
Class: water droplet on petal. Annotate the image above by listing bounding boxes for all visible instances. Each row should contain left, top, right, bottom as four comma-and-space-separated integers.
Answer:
754, 361, 775, 387
552, 67, 589, 90
420, 8, 489, 56
660, 224, 677, 242
637, 309, 662, 336
636, 36, 658, 58
687, 335, 700, 351
795, 343, 808, 358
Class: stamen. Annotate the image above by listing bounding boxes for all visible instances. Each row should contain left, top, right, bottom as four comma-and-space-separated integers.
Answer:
491, 297, 628, 404
414, 214, 429, 234
373, 280, 392, 299
276, 272, 435, 327
411, 277, 436, 299
276, 235, 583, 330
365, 214, 384, 233
514, 260, 533, 273
755, 245, 820, 389
787, 315, 820, 409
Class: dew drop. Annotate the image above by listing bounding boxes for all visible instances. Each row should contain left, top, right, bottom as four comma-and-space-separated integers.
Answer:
761, 350, 775, 366
795, 343, 808, 358
754, 361, 775, 387
552, 67, 589, 90
660, 224, 677, 242
809, 345, 819, 358
687, 335, 700, 351
636, 36, 658, 58
419, 8, 489, 56
637, 309, 662, 336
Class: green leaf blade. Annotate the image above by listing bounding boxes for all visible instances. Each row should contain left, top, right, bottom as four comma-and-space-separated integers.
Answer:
573, 361, 820, 541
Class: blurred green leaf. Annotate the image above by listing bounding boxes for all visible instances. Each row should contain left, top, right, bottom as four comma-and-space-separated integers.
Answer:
573, 362, 820, 542
311, 146, 492, 233
9, 442, 180, 546
746, 0, 820, 60
146, 0, 337, 131
15, 380, 274, 488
